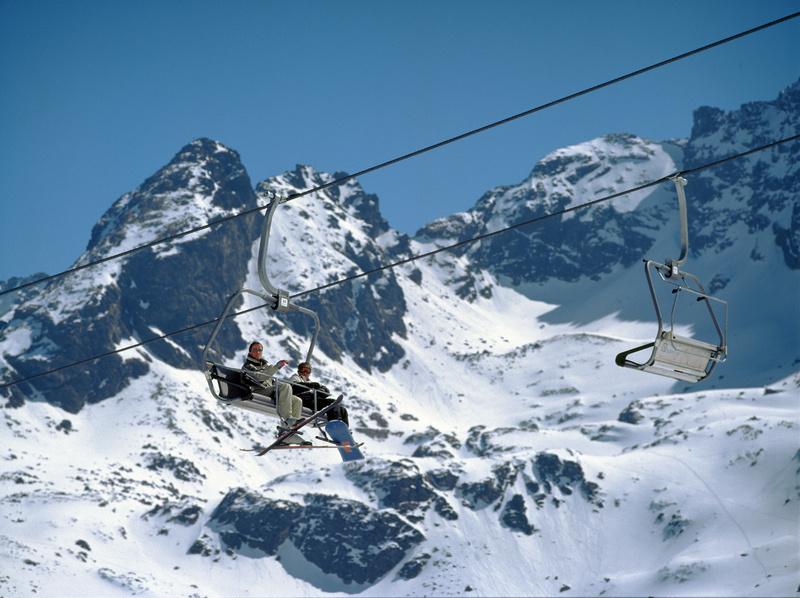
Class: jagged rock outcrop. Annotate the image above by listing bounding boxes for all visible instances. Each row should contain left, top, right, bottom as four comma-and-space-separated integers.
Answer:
0, 145, 411, 412
1, 139, 259, 412
683, 80, 800, 270
254, 169, 408, 373
416, 133, 676, 286
417, 79, 799, 295
204, 487, 425, 589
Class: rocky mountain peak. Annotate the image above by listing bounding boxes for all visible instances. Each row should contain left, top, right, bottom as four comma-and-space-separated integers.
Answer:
86, 138, 254, 256
1, 139, 261, 413
257, 164, 390, 239
686, 77, 799, 167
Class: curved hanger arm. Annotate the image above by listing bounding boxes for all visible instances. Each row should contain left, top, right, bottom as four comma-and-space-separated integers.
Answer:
257, 194, 284, 301
665, 175, 689, 275
255, 192, 321, 363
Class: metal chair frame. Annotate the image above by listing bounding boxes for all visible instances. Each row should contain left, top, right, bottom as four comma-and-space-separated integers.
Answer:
616, 176, 728, 383
201, 192, 327, 428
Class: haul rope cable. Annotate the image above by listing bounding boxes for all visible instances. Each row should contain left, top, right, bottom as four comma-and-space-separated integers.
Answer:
1, 11, 797, 300
292, 134, 800, 300
1, 134, 797, 391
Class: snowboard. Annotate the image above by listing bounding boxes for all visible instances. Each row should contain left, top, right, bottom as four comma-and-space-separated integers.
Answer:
325, 419, 365, 461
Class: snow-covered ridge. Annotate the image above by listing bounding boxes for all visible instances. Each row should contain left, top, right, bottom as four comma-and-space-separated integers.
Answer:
522, 133, 679, 220
87, 141, 252, 260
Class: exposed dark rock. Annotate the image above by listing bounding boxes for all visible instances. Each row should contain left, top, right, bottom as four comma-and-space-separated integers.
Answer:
142, 452, 205, 482
500, 494, 536, 535
168, 505, 202, 526
651, 503, 692, 541
456, 461, 522, 511
198, 409, 234, 439
346, 459, 435, 513
404, 426, 441, 445
2, 139, 259, 412
75, 539, 91, 551
457, 476, 503, 511
205, 487, 425, 587
618, 401, 645, 424
531, 453, 602, 507
432, 495, 459, 521
426, 468, 460, 491
465, 425, 517, 457
187, 534, 216, 557
395, 552, 431, 580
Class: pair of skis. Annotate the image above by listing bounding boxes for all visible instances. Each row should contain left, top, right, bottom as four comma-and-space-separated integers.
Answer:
241, 395, 361, 458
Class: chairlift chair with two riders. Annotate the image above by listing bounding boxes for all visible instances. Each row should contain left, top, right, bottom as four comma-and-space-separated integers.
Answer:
615, 176, 728, 383
200, 191, 334, 438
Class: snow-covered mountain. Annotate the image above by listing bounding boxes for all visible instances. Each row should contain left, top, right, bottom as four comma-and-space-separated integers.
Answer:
0, 81, 798, 597
415, 79, 799, 389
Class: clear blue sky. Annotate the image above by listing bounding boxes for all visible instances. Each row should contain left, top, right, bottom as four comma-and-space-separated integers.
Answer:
1, 0, 798, 283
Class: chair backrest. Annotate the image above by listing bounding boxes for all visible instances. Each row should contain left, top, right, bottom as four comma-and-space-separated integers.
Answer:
210, 364, 252, 401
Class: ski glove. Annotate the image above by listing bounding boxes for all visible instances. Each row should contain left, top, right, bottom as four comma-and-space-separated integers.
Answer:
277, 360, 290, 368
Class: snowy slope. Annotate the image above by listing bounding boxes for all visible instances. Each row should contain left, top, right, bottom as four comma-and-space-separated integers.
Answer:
2, 288, 797, 596
2, 225, 798, 596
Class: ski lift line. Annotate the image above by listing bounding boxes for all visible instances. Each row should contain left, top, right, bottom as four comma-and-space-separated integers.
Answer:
0, 135, 798, 392
0, 203, 268, 298
278, 11, 800, 205
0, 302, 272, 391
291, 133, 800, 301
1, 13, 796, 300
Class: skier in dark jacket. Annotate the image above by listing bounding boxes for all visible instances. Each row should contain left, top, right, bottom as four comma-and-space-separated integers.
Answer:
288, 361, 349, 426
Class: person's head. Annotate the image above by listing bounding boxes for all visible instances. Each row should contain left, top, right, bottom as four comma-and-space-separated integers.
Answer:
248, 342, 263, 358
298, 361, 312, 376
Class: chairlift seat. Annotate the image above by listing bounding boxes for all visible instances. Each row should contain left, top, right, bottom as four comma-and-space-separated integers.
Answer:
207, 363, 252, 401
616, 331, 724, 383
205, 362, 316, 420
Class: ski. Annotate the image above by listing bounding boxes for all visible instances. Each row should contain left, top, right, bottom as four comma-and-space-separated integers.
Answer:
241, 442, 364, 452
254, 395, 343, 456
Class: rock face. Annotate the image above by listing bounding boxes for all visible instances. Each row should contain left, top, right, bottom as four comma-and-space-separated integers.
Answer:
206, 487, 425, 588
416, 133, 677, 286
1, 139, 259, 412
0, 143, 410, 412
418, 80, 800, 290
253, 170, 408, 373
682, 81, 800, 271
199, 451, 603, 591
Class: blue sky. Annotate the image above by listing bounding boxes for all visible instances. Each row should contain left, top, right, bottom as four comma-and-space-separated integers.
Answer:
1, 1, 798, 283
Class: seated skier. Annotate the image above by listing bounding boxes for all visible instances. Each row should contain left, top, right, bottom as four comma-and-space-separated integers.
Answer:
242, 341, 309, 445
288, 362, 349, 427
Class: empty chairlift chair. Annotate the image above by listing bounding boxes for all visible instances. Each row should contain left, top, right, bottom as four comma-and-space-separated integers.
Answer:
615, 176, 728, 383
